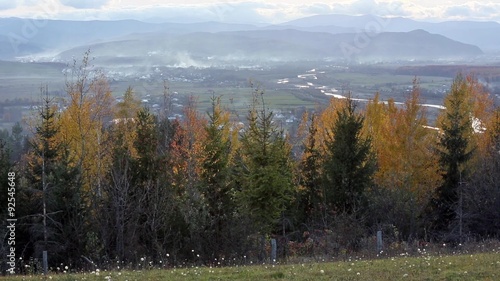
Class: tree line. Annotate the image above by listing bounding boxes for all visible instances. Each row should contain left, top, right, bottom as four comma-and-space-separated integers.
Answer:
1, 56, 500, 271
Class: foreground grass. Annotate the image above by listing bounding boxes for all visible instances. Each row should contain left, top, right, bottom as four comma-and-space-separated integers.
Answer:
4, 252, 499, 281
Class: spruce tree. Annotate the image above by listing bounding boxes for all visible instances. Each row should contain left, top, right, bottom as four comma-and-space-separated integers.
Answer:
49, 145, 87, 265
200, 96, 233, 257
297, 113, 323, 226
238, 90, 294, 234
434, 74, 475, 234
23, 90, 87, 266
323, 97, 375, 215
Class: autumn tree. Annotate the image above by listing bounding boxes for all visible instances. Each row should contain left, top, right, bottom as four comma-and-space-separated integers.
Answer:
58, 49, 113, 199
365, 80, 441, 240
173, 97, 209, 255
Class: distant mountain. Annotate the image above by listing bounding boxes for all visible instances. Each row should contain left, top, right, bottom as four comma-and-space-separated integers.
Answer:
357, 29, 482, 60
0, 18, 260, 60
56, 29, 482, 67
281, 14, 500, 52
0, 16, 490, 63
283, 14, 395, 28
0, 18, 160, 56
0, 34, 43, 60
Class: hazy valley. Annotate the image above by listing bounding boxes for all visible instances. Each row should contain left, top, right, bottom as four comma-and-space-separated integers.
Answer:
1, 14, 500, 131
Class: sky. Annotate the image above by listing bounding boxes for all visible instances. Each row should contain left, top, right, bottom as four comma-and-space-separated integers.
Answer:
0, 0, 499, 24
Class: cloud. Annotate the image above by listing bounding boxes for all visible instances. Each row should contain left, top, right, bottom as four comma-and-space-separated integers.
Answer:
444, 4, 472, 18
328, 0, 407, 17
0, 0, 499, 24
443, 2, 500, 20
302, 3, 335, 15
60, 0, 110, 9
208, 2, 271, 23
0, 0, 19, 10
129, 1, 500, 24
80, 1, 278, 24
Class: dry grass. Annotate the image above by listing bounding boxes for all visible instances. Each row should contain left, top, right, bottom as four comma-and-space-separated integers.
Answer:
4, 246, 499, 281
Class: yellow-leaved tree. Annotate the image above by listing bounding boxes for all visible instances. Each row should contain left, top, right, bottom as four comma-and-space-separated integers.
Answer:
364, 79, 441, 240
57, 50, 114, 197
367, 80, 441, 200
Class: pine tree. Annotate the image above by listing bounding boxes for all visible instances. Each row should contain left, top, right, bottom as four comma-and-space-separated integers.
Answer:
323, 97, 375, 215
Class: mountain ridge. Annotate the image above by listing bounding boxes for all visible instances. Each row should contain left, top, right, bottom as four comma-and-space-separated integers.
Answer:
0, 15, 492, 63
280, 14, 500, 52
54, 28, 483, 67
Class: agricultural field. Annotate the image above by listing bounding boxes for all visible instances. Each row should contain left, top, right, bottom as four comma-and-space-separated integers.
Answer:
0, 59, 461, 131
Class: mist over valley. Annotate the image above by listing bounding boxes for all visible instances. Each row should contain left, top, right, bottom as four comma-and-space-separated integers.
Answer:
1, 13, 500, 130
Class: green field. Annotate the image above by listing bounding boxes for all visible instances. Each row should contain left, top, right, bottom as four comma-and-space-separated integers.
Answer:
0, 60, 457, 131
5, 252, 499, 281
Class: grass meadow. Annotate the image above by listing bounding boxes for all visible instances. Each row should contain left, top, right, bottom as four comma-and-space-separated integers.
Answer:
4, 246, 499, 281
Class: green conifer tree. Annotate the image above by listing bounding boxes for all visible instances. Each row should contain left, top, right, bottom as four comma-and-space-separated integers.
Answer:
238, 90, 294, 234
434, 74, 475, 234
323, 98, 375, 215
199, 96, 234, 257
297, 113, 324, 226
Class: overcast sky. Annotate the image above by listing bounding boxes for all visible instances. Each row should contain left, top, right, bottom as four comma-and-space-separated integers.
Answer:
0, 0, 498, 23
